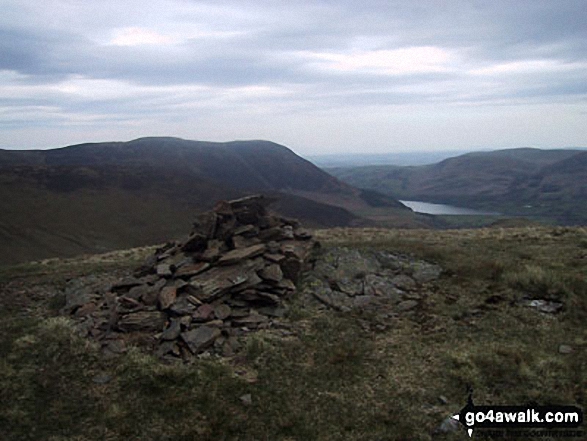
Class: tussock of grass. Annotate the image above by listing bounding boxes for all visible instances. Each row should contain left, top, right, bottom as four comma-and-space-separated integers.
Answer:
502, 264, 573, 299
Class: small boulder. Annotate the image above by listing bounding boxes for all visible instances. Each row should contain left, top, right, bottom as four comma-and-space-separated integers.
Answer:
181, 326, 221, 354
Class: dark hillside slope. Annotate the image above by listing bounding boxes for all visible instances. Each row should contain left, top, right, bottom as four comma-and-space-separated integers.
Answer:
6, 137, 347, 194
0, 138, 416, 264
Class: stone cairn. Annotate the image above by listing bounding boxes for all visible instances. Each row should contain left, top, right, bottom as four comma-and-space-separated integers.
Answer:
68, 195, 317, 360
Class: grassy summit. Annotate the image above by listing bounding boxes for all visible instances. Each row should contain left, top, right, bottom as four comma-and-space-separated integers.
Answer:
0, 226, 585, 440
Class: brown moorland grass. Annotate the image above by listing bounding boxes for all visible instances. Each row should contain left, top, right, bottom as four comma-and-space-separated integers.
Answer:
0, 226, 585, 440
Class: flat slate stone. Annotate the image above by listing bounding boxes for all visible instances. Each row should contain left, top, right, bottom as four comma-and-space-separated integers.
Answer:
181, 326, 221, 354
169, 295, 197, 316
160, 319, 182, 341
158, 286, 177, 310
391, 274, 417, 291
264, 253, 285, 263
181, 233, 208, 253
175, 262, 210, 278
193, 303, 214, 321
118, 311, 165, 332
127, 284, 149, 300
192, 212, 218, 239
112, 276, 142, 290
214, 304, 232, 320
156, 264, 173, 278
189, 265, 256, 301
218, 244, 266, 265
397, 300, 418, 311
558, 344, 573, 354
411, 263, 442, 283
233, 224, 257, 236
232, 235, 262, 249
258, 264, 283, 283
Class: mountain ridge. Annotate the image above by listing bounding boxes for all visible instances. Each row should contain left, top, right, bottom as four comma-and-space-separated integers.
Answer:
0, 137, 421, 264
328, 147, 587, 224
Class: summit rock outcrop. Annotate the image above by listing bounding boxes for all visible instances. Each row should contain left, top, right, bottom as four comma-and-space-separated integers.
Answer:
62, 195, 317, 360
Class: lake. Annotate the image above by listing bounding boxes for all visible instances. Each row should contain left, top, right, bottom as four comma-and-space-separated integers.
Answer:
399, 200, 500, 216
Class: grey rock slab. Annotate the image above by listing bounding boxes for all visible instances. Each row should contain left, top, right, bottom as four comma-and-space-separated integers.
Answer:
62, 276, 109, 313
141, 281, 165, 306
157, 340, 181, 358
158, 286, 177, 310
175, 262, 210, 278
189, 266, 251, 301
280, 257, 302, 281
102, 339, 127, 354
111, 276, 142, 291
181, 232, 208, 253
181, 326, 221, 354
214, 304, 232, 320
92, 373, 112, 385
201, 239, 225, 261
314, 247, 381, 279
232, 235, 262, 249
156, 264, 173, 278
264, 253, 285, 263
117, 311, 165, 332
127, 284, 149, 300
525, 299, 563, 314
375, 251, 404, 271
352, 295, 376, 308
232, 313, 269, 326
396, 300, 419, 312
160, 319, 182, 341
258, 306, 288, 317
192, 211, 218, 239
233, 224, 258, 236
558, 344, 573, 354
258, 263, 283, 283
364, 274, 403, 303
255, 291, 281, 305
391, 274, 417, 291
240, 394, 253, 406
330, 278, 363, 296
218, 244, 266, 265
193, 303, 215, 321
169, 295, 197, 316
411, 262, 442, 283
63, 288, 95, 314
275, 278, 296, 292
229, 308, 251, 318
280, 242, 310, 260
312, 286, 353, 311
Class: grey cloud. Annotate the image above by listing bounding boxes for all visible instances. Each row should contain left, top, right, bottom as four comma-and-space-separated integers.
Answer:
1, 0, 587, 150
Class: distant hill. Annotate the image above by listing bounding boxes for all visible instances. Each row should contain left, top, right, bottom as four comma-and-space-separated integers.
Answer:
308, 149, 470, 167
0, 137, 419, 264
328, 148, 587, 225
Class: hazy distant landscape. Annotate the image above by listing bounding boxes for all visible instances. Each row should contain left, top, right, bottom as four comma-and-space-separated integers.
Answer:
2, 137, 586, 263
328, 147, 587, 225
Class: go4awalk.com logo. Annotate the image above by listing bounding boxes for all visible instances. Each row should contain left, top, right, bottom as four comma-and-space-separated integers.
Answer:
450, 392, 583, 438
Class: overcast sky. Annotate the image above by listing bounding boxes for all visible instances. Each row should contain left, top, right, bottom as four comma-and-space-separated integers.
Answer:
1, 0, 586, 155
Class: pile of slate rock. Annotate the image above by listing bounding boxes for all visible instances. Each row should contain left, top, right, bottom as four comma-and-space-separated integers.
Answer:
64, 195, 317, 360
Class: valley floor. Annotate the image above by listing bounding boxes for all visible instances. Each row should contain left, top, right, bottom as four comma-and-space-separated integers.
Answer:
0, 226, 585, 440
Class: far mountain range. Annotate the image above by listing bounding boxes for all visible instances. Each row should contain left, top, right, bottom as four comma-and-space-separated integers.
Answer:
2, 138, 584, 265
0, 137, 422, 264
328, 147, 587, 225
